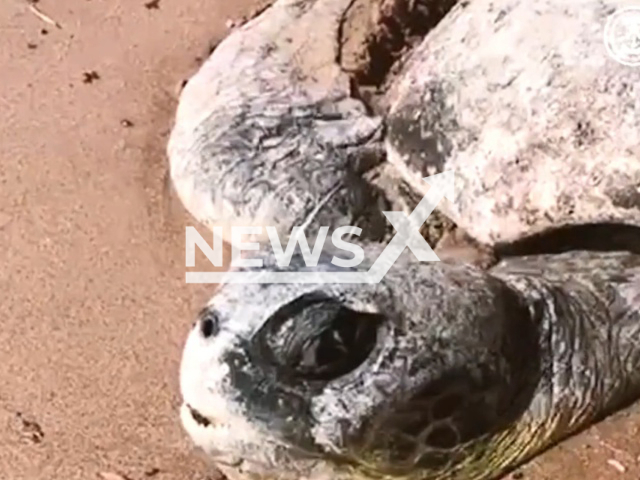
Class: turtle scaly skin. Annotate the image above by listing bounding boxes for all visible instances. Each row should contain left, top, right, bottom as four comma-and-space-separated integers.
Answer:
179, 248, 640, 480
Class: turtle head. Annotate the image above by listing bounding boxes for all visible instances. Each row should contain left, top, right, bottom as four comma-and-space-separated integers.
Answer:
179, 252, 538, 480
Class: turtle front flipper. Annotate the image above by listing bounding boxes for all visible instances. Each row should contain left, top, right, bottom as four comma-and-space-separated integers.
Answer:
167, 0, 409, 251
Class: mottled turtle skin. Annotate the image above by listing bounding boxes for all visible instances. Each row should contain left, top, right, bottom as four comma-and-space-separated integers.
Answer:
180, 248, 640, 480
167, 0, 640, 248
167, 0, 391, 248
170, 0, 640, 478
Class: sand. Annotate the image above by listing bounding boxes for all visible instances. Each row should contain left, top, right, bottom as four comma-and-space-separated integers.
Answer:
0, 1, 638, 479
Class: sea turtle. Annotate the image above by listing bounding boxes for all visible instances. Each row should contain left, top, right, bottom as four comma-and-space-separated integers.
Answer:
169, 0, 640, 479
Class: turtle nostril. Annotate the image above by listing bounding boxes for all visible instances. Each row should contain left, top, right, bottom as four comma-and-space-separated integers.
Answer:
197, 309, 220, 338
200, 318, 217, 338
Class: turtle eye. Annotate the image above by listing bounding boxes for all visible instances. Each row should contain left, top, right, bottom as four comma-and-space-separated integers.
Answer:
294, 307, 378, 380
257, 293, 382, 382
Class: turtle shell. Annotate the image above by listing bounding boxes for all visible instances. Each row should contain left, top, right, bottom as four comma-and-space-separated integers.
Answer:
385, 0, 640, 246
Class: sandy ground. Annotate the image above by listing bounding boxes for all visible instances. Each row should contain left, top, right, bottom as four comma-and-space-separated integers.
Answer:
0, 1, 638, 480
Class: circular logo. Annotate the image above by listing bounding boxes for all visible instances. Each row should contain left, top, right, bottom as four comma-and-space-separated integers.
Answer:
604, 6, 640, 67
